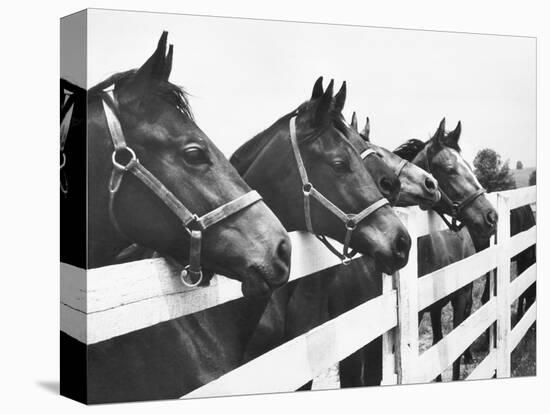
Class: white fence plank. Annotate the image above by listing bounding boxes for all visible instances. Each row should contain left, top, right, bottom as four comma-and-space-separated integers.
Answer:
467, 350, 496, 381
183, 291, 398, 398
510, 301, 536, 351
61, 232, 356, 344
509, 264, 537, 303
414, 299, 497, 383
499, 186, 536, 210
417, 245, 498, 311
509, 227, 536, 257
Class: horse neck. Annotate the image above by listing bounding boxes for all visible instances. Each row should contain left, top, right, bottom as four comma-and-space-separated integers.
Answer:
87, 95, 129, 267
241, 127, 305, 232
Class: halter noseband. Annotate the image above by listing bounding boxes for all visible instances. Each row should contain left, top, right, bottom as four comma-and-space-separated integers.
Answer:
289, 116, 389, 265
424, 147, 486, 232
361, 148, 409, 180
102, 90, 262, 287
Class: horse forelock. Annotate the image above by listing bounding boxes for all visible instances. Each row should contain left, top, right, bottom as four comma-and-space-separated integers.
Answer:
88, 70, 194, 121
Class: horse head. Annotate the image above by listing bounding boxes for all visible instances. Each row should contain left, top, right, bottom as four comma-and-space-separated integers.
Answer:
232, 78, 411, 274
395, 118, 498, 238
350, 113, 441, 209
87, 32, 291, 297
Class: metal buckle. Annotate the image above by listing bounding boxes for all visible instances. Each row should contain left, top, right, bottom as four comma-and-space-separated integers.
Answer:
112, 147, 137, 171
180, 266, 203, 287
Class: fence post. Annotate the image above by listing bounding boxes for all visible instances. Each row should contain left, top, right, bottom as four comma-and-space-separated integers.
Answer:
381, 272, 397, 385
395, 208, 419, 384
495, 193, 511, 377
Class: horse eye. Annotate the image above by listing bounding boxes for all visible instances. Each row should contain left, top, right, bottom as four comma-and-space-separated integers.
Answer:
331, 160, 349, 173
183, 147, 209, 165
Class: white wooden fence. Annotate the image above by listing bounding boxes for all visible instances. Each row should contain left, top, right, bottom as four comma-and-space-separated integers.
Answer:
60, 186, 536, 397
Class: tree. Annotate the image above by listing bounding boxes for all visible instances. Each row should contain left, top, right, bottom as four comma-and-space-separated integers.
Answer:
473, 148, 516, 192
529, 169, 536, 186
516, 160, 523, 170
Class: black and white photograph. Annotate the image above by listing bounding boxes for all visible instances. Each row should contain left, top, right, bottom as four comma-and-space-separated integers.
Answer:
58, 8, 538, 405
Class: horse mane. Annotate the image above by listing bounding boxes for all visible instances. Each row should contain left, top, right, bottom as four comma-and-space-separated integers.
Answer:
230, 103, 308, 175
230, 100, 349, 175
393, 139, 427, 161
88, 69, 194, 120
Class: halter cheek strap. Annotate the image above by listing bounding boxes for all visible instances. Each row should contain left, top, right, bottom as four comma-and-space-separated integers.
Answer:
289, 116, 389, 264
60, 91, 75, 196
102, 90, 262, 286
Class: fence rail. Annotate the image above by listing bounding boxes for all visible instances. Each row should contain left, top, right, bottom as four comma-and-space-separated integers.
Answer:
60, 186, 536, 395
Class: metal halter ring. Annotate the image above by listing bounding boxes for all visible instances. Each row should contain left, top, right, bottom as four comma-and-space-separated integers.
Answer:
112, 147, 137, 171
342, 256, 352, 266
303, 183, 313, 195
60, 152, 66, 169
345, 218, 357, 231
180, 266, 203, 287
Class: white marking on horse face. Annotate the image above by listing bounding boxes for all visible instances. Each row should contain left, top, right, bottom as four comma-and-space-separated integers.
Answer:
450, 149, 483, 189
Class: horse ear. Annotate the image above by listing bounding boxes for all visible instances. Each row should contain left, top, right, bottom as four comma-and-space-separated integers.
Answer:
134, 31, 170, 86
446, 120, 462, 146
433, 117, 446, 146
161, 44, 174, 81
351, 112, 358, 131
311, 76, 324, 100
333, 81, 346, 113
315, 79, 334, 125
361, 117, 370, 142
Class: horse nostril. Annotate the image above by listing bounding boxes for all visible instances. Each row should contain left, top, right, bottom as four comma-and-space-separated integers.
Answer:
276, 238, 291, 266
394, 233, 411, 260
425, 177, 437, 192
486, 210, 498, 226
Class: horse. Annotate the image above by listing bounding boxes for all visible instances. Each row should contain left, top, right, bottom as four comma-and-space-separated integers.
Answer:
235, 81, 416, 382
86, 32, 291, 294
284, 112, 442, 389
63, 32, 295, 403
231, 77, 410, 270
322, 113, 442, 388
394, 118, 498, 381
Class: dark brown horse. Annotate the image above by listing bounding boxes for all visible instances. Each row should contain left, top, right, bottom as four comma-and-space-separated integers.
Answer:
238, 83, 418, 383
285, 114, 442, 389
231, 77, 410, 270
86, 32, 290, 295
394, 118, 498, 381
63, 32, 295, 403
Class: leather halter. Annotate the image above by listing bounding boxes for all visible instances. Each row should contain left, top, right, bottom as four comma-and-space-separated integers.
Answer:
424, 147, 486, 232
102, 90, 262, 286
60, 90, 75, 196
289, 116, 389, 264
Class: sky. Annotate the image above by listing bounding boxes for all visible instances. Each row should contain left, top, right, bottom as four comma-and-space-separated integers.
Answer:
77, 9, 536, 167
